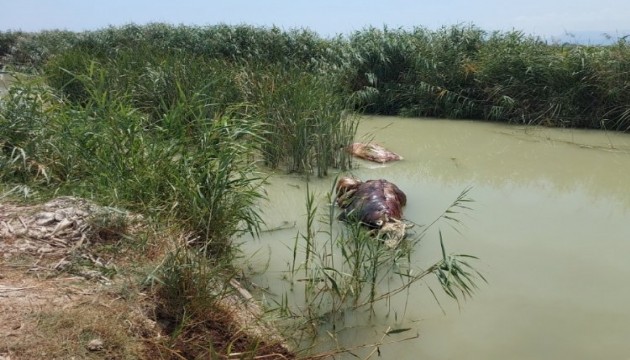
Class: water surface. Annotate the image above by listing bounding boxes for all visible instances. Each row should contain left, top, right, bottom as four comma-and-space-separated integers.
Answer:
241, 116, 630, 359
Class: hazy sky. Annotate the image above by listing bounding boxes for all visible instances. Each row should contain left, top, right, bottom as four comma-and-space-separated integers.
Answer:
2, 0, 629, 41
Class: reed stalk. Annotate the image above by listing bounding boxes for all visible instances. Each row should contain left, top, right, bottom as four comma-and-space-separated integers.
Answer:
283, 183, 485, 344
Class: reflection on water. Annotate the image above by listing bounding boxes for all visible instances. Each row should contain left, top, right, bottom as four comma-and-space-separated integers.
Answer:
241, 116, 630, 359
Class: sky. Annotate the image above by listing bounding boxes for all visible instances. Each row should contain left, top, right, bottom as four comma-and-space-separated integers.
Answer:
2, 0, 629, 43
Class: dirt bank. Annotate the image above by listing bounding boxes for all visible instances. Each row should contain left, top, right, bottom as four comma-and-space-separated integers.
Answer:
0, 196, 294, 359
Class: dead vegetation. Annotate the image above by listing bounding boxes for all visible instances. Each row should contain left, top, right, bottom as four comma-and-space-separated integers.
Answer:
0, 196, 295, 359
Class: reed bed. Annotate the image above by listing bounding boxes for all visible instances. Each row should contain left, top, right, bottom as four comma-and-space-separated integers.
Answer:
1, 21, 625, 357
344, 25, 630, 130
3, 23, 629, 130
0, 74, 264, 259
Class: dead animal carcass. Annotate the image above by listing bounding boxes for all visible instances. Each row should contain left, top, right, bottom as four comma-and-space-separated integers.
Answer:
335, 176, 411, 248
346, 143, 403, 163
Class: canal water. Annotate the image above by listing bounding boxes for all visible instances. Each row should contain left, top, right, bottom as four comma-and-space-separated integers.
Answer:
241, 116, 630, 359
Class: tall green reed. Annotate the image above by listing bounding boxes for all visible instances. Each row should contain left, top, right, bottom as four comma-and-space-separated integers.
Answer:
1, 62, 266, 259
5, 23, 628, 130
343, 25, 630, 130
41, 30, 356, 178
237, 65, 357, 177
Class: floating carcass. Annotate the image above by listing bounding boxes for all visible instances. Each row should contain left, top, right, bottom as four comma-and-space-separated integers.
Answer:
335, 176, 411, 248
346, 142, 403, 163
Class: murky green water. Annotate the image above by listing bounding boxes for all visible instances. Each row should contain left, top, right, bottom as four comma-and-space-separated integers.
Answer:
244, 116, 630, 359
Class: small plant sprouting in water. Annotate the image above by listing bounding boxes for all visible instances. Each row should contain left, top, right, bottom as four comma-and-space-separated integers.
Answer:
281, 181, 485, 339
